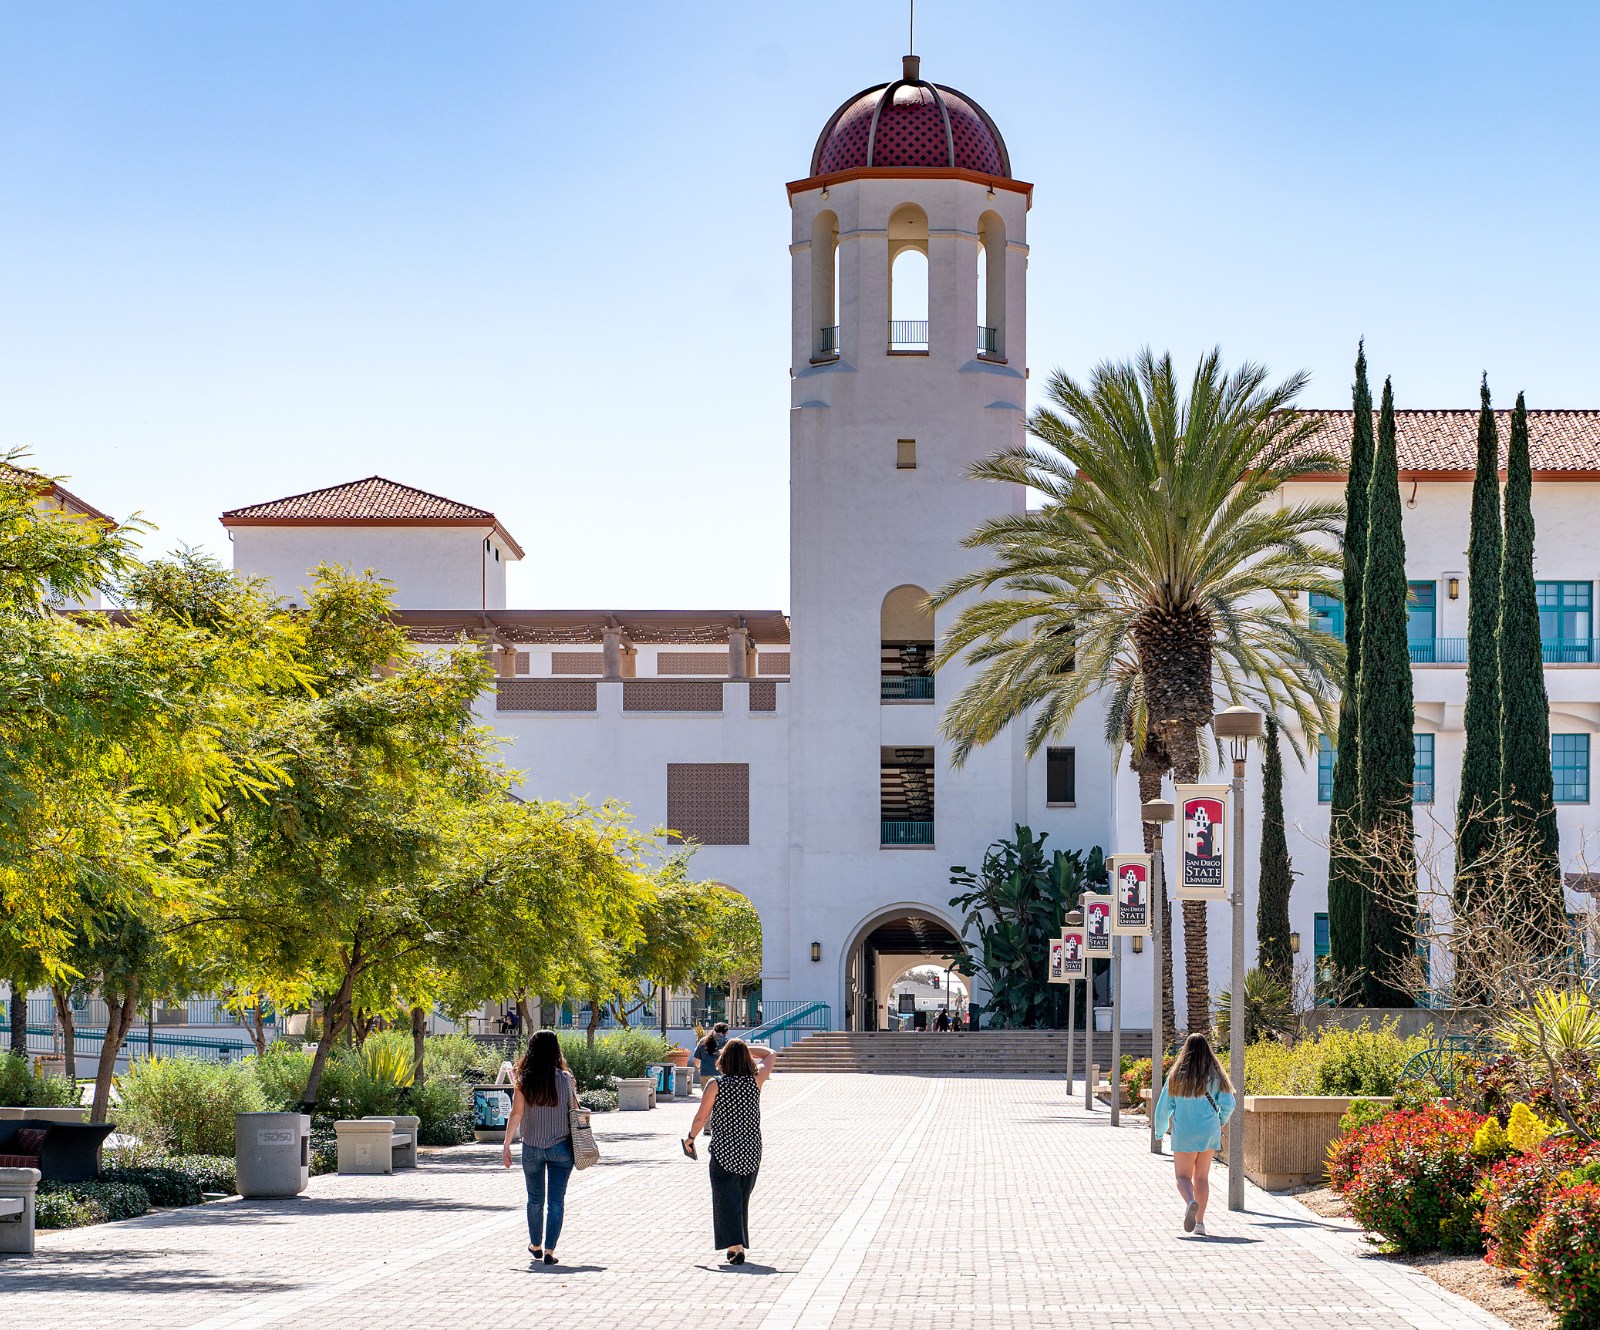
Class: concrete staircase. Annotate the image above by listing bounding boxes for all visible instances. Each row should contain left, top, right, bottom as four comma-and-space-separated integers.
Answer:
777, 1029, 1152, 1075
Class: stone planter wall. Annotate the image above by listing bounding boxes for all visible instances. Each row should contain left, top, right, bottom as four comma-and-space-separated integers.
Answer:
1221, 1095, 1392, 1190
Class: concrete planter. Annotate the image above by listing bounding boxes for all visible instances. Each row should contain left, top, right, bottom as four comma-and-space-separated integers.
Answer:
1221, 1095, 1392, 1190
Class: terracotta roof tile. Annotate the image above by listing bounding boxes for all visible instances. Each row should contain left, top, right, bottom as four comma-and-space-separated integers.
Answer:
222, 476, 496, 523
1298, 410, 1600, 475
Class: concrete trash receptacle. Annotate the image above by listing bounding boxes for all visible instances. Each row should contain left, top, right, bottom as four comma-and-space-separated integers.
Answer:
235, 1112, 311, 1198
647, 1063, 674, 1099
670, 1065, 692, 1097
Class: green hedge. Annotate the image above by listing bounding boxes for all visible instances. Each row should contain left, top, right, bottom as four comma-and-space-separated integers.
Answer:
100, 1153, 237, 1204
115, 1056, 267, 1155
0, 1050, 79, 1108
1243, 1020, 1429, 1096
36, 1180, 149, 1229
558, 1030, 676, 1091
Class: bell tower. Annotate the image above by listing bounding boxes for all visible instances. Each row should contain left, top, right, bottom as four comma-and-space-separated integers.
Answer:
782, 57, 1034, 1026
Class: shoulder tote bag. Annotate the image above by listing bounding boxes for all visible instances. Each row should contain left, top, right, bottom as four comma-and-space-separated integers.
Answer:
567, 1075, 599, 1170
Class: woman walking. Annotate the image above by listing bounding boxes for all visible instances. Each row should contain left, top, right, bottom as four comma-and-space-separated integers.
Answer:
684, 1037, 775, 1265
1153, 1032, 1236, 1238
501, 1029, 579, 1264
694, 1021, 728, 1082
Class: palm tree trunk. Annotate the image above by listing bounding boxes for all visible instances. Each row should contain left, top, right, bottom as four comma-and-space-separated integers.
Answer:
1132, 745, 1178, 1042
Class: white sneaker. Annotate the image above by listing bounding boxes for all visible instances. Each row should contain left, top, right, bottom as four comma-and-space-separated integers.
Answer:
1192, 1222, 1207, 1238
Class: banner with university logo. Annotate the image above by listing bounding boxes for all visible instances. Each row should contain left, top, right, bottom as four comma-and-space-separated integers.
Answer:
1175, 783, 1230, 901
1082, 894, 1113, 954
1059, 926, 1086, 979
1047, 936, 1069, 983
1108, 854, 1151, 934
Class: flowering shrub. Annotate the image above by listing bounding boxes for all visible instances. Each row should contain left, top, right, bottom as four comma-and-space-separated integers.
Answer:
1479, 1138, 1597, 1268
1522, 1183, 1600, 1329
1333, 1104, 1487, 1253
1507, 1103, 1557, 1155
1472, 1116, 1511, 1161
1121, 1054, 1175, 1107
1339, 1098, 1393, 1138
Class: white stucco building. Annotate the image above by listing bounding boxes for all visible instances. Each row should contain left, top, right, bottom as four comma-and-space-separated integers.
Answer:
218, 59, 1600, 1033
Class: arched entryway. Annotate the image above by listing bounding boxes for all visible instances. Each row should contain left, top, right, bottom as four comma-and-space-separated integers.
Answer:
841, 905, 964, 1031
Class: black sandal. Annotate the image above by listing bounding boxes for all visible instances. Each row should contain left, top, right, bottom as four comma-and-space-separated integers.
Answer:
529, 1245, 542, 1259
544, 1252, 558, 1265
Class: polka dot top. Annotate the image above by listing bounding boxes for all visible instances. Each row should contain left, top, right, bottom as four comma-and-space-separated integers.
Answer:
708, 1073, 762, 1175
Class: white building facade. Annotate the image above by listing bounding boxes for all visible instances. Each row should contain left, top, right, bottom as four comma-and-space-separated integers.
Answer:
219, 63, 1600, 1032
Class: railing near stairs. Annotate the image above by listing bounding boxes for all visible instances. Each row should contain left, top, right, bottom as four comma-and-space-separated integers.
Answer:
745, 1000, 831, 1051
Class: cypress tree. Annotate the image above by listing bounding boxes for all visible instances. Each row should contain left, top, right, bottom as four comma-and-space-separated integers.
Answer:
1498, 392, 1564, 941
1256, 715, 1294, 985
1327, 343, 1374, 987
1357, 377, 1417, 1008
1456, 378, 1503, 922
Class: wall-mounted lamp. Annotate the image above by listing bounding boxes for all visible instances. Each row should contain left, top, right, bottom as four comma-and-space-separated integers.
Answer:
820, 186, 829, 201
1448, 577, 1460, 600
1290, 931, 1301, 955
810, 941, 822, 963
1131, 934, 1145, 955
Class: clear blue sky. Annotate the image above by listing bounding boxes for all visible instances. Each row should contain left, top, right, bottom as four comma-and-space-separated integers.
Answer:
4, 2, 1597, 608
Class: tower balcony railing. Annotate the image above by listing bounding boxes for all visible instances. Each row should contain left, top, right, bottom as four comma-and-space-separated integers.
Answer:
816, 325, 840, 358
888, 319, 930, 352
977, 325, 1000, 356
881, 674, 934, 701
881, 819, 935, 846
1405, 637, 1600, 665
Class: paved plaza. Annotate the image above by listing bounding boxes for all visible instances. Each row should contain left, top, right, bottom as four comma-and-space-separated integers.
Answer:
5, 1074, 1509, 1329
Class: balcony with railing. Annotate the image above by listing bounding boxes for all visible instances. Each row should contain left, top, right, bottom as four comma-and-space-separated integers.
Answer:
881, 820, 935, 846
881, 745, 934, 846
881, 674, 934, 701
888, 319, 930, 352
815, 325, 840, 360
977, 325, 1000, 357
1405, 638, 1600, 665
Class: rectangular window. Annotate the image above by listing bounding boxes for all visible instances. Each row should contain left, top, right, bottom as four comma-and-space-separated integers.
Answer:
1317, 734, 1335, 803
1538, 581, 1593, 663
1407, 581, 1437, 662
1412, 733, 1435, 804
1046, 747, 1075, 804
1553, 734, 1590, 804
666, 763, 750, 845
1314, 913, 1330, 957
1309, 592, 1344, 640
896, 438, 917, 469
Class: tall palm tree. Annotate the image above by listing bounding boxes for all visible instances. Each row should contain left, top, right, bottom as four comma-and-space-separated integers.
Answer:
931, 349, 1344, 1033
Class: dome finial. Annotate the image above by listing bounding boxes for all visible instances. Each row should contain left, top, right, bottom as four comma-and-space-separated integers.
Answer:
902, 54, 921, 82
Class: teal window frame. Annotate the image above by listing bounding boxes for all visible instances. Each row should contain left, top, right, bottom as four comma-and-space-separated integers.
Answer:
1309, 592, 1345, 640
1317, 734, 1335, 803
1538, 581, 1593, 663
1552, 733, 1590, 804
1412, 733, 1435, 804
1407, 581, 1437, 661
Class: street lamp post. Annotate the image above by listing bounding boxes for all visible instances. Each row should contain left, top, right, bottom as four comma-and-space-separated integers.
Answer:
1142, 797, 1174, 1155
1214, 704, 1263, 1212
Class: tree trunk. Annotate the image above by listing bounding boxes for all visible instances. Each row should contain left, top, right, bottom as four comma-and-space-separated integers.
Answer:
300, 964, 358, 1111
586, 999, 602, 1050
659, 984, 669, 1037
515, 992, 533, 1036
8, 985, 27, 1056
250, 998, 267, 1058
51, 987, 77, 1083
91, 987, 140, 1124
410, 1005, 427, 1089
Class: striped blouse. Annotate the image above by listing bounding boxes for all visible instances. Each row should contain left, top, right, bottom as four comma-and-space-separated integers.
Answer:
520, 1071, 577, 1149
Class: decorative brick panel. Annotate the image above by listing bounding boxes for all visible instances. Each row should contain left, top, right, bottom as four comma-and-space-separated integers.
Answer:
667, 763, 750, 845
749, 681, 777, 712
623, 680, 723, 712
757, 652, 791, 676
552, 651, 605, 675
657, 652, 729, 676
496, 680, 597, 712
513, 651, 530, 676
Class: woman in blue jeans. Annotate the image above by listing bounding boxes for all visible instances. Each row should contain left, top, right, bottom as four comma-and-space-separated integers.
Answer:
1153, 1032, 1237, 1238
501, 1030, 579, 1264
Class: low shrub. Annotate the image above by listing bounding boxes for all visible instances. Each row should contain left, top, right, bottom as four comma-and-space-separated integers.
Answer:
578, 1089, 618, 1113
1121, 1054, 1175, 1108
308, 1117, 338, 1175
1480, 1138, 1597, 1268
36, 1179, 150, 1229
1337, 1103, 1486, 1254
250, 1041, 315, 1111
0, 1050, 79, 1108
1245, 1020, 1429, 1097
99, 1164, 203, 1207
1522, 1182, 1600, 1328
116, 1056, 267, 1155
1472, 1116, 1511, 1160
419, 1111, 475, 1146
422, 1032, 499, 1084
409, 1076, 470, 1143
1507, 1103, 1557, 1155
1339, 1098, 1393, 1138
558, 1030, 675, 1091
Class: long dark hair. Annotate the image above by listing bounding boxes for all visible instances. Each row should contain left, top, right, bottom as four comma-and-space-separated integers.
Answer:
517, 1029, 568, 1107
1167, 1032, 1231, 1098
702, 1020, 728, 1054
717, 1036, 756, 1077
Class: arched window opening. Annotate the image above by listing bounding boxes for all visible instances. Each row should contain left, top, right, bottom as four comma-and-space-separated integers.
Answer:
977, 210, 1006, 359
887, 204, 929, 352
811, 209, 840, 360
881, 584, 934, 702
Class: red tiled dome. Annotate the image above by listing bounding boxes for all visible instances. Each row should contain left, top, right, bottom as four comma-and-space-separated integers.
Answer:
811, 58, 1010, 179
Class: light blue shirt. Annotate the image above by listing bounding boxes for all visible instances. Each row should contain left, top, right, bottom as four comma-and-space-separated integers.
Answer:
1154, 1081, 1237, 1153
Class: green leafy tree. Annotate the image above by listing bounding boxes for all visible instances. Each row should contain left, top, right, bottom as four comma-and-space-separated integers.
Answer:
931, 350, 1343, 1033
1356, 378, 1417, 1007
1497, 392, 1564, 944
1327, 344, 1374, 985
948, 825, 1104, 1028
1256, 716, 1294, 984
1456, 377, 1504, 925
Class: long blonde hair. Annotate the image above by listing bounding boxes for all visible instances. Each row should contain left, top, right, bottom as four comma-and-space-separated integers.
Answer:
1166, 1032, 1232, 1098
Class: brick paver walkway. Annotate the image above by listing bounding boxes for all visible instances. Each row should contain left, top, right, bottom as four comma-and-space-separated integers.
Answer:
5, 1074, 1510, 1328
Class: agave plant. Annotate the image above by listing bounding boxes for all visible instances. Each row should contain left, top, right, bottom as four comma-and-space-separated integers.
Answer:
359, 1035, 416, 1090
1498, 989, 1600, 1064
1214, 967, 1295, 1048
